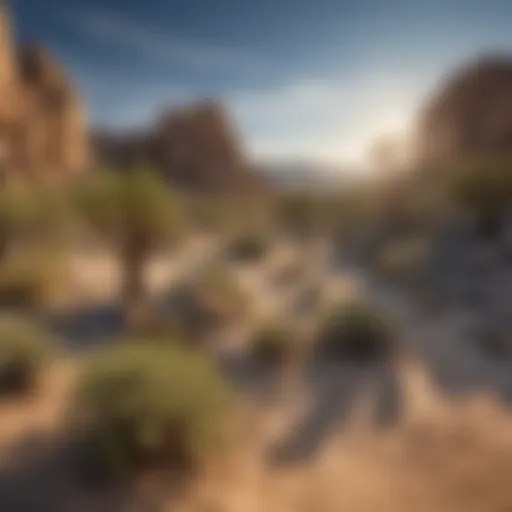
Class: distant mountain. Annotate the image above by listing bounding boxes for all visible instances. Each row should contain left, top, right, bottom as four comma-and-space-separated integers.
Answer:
92, 100, 269, 193
257, 160, 356, 190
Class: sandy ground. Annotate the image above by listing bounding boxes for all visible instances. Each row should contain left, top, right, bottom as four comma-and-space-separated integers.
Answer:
2, 357, 512, 512
2, 237, 512, 510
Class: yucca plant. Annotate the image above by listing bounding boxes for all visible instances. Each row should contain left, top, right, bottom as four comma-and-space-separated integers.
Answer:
75, 166, 183, 329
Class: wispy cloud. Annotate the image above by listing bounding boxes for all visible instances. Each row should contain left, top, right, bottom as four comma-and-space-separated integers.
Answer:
70, 6, 268, 76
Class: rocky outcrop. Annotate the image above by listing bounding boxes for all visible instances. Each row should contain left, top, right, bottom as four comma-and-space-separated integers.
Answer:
93, 100, 268, 193
415, 55, 512, 166
0, 7, 88, 182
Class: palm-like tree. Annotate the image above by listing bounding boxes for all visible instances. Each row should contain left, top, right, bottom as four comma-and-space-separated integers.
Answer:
77, 166, 183, 328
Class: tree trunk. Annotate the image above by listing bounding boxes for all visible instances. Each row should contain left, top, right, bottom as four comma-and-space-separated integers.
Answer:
120, 236, 149, 332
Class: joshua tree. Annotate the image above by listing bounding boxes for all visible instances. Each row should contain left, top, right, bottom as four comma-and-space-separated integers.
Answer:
77, 165, 183, 329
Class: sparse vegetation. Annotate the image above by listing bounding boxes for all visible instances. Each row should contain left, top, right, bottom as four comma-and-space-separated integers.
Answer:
69, 343, 233, 483
226, 230, 270, 262
76, 167, 184, 328
372, 237, 430, 284
0, 249, 70, 309
167, 264, 247, 341
275, 191, 323, 242
443, 156, 512, 238
316, 298, 396, 361
0, 315, 56, 394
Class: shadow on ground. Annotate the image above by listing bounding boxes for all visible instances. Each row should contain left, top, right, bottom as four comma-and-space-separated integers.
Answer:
219, 349, 403, 465
44, 302, 124, 349
268, 359, 402, 464
334, 256, 512, 414
0, 430, 172, 512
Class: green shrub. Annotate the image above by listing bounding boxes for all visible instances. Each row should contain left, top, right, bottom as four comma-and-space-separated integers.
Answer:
316, 299, 395, 361
69, 343, 233, 482
443, 156, 512, 238
0, 315, 56, 394
250, 322, 296, 366
0, 250, 70, 309
226, 230, 269, 262
167, 265, 247, 340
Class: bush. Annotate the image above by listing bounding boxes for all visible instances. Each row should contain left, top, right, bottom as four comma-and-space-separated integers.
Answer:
372, 237, 430, 284
443, 156, 512, 238
0, 315, 56, 394
316, 299, 395, 361
226, 230, 269, 262
69, 343, 233, 483
250, 322, 296, 366
0, 250, 70, 309
167, 265, 248, 340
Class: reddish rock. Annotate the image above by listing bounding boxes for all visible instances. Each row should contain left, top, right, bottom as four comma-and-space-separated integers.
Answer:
0, 7, 88, 182
415, 55, 512, 166
93, 100, 267, 193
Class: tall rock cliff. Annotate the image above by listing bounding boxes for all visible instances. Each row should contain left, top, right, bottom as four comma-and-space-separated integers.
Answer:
415, 55, 512, 166
93, 100, 268, 193
0, 7, 88, 182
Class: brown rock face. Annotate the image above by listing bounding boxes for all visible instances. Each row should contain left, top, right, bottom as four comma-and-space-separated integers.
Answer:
93, 100, 267, 193
0, 8, 88, 182
415, 55, 512, 166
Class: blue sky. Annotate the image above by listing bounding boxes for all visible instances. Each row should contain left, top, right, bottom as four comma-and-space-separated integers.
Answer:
10, 0, 512, 164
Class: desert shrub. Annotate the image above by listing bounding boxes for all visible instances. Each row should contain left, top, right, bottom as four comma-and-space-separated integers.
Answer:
372, 237, 430, 284
69, 343, 233, 483
443, 156, 512, 238
275, 191, 322, 242
316, 298, 395, 361
250, 322, 296, 366
226, 230, 270, 262
0, 315, 56, 394
167, 265, 247, 340
0, 249, 70, 309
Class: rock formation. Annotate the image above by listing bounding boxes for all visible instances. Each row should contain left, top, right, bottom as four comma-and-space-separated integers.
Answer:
415, 55, 512, 166
93, 100, 267, 193
0, 7, 88, 182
